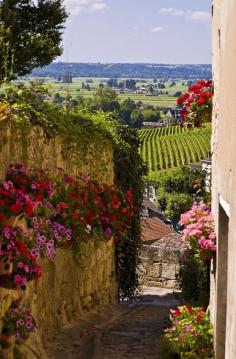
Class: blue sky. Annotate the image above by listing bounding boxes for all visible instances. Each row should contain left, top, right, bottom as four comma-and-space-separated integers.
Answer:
59, 0, 212, 64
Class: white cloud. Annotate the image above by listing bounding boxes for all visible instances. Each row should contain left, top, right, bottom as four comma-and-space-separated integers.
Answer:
65, 0, 108, 16
159, 8, 210, 21
190, 11, 211, 21
160, 8, 184, 16
90, 2, 108, 12
132, 26, 140, 31
151, 26, 163, 33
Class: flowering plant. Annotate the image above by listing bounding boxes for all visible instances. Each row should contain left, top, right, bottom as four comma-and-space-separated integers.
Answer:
163, 305, 213, 359
0, 226, 42, 289
6, 164, 52, 202
179, 201, 216, 259
177, 80, 213, 127
0, 165, 53, 222
29, 216, 72, 259
52, 174, 135, 242
0, 305, 35, 345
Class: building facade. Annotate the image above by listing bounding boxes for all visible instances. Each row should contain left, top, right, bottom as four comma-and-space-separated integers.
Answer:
212, 1, 236, 358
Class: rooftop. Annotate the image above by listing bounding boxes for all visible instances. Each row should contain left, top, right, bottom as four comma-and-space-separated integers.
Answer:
141, 217, 175, 244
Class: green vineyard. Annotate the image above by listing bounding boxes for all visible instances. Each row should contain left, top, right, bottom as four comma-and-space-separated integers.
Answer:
139, 125, 211, 172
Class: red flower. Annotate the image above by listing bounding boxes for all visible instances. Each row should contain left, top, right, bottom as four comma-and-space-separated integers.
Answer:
36, 194, 43, 201
172, 309, 181, 317
0, 199, 5, 206
197, 97, 205, 106
9, 203, 22, 213
177, 97, 184, 105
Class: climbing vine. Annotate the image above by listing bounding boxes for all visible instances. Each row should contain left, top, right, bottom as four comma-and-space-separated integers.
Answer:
112, 125, 147, 299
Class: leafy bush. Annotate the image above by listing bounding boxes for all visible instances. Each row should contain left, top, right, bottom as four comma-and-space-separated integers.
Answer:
165, 193, 193, 228
163, 306, 214, 359
179, 252, 210, 307
150, 167, 207, 228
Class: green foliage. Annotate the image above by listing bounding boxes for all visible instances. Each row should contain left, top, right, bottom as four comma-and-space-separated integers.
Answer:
0, 0, 67, 83
148, 167, 205, 195
113, 125, 147, 299
163, 306, 213, 359
139, 125, 211, 172
141, 108, 161, 122
179, 253, 210, 307
119, 98, 136, 127
165, 193, 193, 227
147, 167, 208, 227
88, 87, 120, 113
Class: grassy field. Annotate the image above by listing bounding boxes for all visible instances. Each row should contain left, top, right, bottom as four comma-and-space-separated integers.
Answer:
34, 77, 188, 108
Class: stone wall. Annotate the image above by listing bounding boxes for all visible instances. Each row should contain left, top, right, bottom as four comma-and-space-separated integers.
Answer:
139, 234, 188, 289
0, 120, 118, 358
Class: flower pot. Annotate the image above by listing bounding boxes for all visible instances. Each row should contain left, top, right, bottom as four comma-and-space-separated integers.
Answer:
0, 256, 13, 276
0, 333, 15, 349
199, 249, 213, 261
0, 274, 16, 290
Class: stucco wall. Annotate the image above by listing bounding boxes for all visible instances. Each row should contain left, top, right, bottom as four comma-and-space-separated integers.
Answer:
0, 120, 118, 358
212, 1, 236, 358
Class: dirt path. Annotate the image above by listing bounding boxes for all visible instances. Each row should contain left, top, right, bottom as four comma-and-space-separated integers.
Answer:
45, 287, 180, 359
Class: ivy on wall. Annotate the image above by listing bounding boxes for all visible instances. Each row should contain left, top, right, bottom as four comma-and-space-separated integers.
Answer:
112, 125, 147, 299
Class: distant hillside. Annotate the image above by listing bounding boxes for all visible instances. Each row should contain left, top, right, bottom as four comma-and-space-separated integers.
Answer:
32, 63, 212, 79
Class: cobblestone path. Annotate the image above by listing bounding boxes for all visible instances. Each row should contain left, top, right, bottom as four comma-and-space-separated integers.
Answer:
45, 287, 180, 359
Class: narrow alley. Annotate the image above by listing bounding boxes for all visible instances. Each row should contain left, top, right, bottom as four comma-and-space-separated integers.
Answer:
45, 287, 180, 359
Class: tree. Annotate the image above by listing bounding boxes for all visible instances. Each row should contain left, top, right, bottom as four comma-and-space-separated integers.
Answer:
141, 108, 161, 122
130, 109, 144, 128
119, 98, 136, 126
125, 79, 136, 90
107, 78, 118, 88
0, 0, 67, 83
89, 87, 120, 113
158, 82, 165, 89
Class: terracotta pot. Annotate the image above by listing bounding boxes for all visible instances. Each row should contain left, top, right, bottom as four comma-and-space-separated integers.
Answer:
0, 256, 13, 276
0, 274, 17, 290
0, 333, 15, 349
199, 249, 213, 261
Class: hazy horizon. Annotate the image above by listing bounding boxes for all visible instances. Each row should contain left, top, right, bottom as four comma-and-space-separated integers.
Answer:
53, 61, 212, 65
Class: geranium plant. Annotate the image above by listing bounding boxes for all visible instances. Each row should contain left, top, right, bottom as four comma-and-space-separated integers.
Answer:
6, 164, 52, 202
0, 165, 53, 223
177, 80, 213, 127
163, 305, 214, 359
179, 201, 216, 260
52, 174, 135, 243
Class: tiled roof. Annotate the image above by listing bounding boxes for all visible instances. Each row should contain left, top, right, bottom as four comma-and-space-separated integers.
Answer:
141, 217, 175, 244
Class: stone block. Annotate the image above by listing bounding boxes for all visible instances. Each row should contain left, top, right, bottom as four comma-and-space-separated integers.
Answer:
163, 279, 179, 289
161, 262, 179, 280
147, 263, 162, 277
